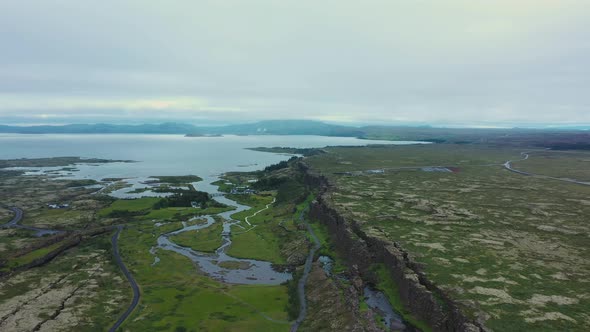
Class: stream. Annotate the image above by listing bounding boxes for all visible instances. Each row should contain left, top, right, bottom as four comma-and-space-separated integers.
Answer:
153, 176, 292, 285
363, 285, 416, 332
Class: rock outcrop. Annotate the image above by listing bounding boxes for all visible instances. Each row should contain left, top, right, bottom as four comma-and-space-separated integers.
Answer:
301, 162, 486, 332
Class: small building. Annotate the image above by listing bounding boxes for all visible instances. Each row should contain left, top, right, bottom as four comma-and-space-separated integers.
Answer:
48, 203, 70, 209
230, 186, 257, 195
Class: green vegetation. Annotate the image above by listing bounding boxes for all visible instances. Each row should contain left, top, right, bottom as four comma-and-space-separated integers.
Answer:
100, 180, 132, 194
23, 208, 95, 229
308, 218, 347, 275
150, 175, 203, 184
372, 264, 432, 332
99, 195, 228, 220
140, 205, 232, 222
262, 157, 298, 172
306, 144, 590, 331
512, 150, 590, 181
98, 197, 161, 217
212, 172, 260, 193
0, 234, 129, 330
224, 192, 307, 265
229, 194, 274, 222
227, 194, 287, 264
285, 272, 302, 320
153, 189, 211, 208
0, 156, 132, 169
228, 224, 285, 263
0, 229, 41, 258
2, 241, 64, 271
170, 220, 224, 252
119, 223, 291, 331
248, 147, 325, 157
65, 179, 99, 187
0, 158, 307, 330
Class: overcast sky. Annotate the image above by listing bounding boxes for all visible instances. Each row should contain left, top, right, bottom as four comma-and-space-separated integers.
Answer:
1, 1, 589, 126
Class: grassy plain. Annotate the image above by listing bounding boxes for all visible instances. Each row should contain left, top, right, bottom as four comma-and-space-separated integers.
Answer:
119, 222, 291, 332
226, 193, 307, 265
23, 208, 95, 229
512, 150, 590, 181
306, 144, 590, 331
98, 197, 233, 222
149, 175, 203, 184
98, 197, 161, 217
4, 241, 64, 270
0, 228, 39, 257
0, 157, 308, 331
170, 220, 224, 252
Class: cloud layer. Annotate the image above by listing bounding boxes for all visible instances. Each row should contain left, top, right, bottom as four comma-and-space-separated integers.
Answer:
1, 1, 589, 126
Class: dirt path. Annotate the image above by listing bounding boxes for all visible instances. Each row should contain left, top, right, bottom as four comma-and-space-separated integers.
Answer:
244, 197, 276, 226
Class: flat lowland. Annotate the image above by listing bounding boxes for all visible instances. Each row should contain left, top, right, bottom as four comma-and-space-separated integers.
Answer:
118, 221, 292, 331
170, 219, 224, 252
511, 150, 590, 182
305, 144, 590, 331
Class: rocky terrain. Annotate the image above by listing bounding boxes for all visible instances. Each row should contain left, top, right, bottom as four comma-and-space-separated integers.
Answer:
303, 144, 590, 331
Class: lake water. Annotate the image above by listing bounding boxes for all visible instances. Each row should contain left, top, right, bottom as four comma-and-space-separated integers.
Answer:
0, 134, 420, 182
0, 134, 423, 285
1, 134, 426, 199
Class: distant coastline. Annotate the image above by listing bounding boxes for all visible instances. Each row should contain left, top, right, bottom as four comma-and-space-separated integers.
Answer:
185, 133, 223, 137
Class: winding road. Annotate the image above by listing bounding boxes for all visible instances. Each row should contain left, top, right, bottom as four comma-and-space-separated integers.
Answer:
504, 151, 590, 186
291, 204, 321, 332
109, 225, 140, 332
1, 207, 138, 331
1, 207, 62, 236
0, 207, 140, 332
2, 206, 138, 332
503, 152, 533, 176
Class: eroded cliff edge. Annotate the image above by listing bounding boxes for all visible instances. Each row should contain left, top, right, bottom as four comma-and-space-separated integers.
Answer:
301, 162, 486, 332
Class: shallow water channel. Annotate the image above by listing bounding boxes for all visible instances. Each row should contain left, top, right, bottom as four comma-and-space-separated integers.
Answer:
154, 176, 292, 285
364, 285, 417, 332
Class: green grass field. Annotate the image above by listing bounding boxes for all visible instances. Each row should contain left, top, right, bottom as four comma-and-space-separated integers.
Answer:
98, 197, 161, 217
512, 150, 590, 181
139, 205, 233, 221
5, 241, 64, 270
226, 194, 296, 264
0, 228, 40, 258
99, 197, 233, 222
22, 208, 98, 229
119, 223, 291, 331
170, 220, 224, 252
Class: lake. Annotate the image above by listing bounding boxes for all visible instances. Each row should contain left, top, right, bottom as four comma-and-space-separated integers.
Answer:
1, 134, 425, 285
0, 134, 421, 184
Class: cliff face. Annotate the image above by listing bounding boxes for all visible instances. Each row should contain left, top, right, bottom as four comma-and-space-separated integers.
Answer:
301, 163, 485, 332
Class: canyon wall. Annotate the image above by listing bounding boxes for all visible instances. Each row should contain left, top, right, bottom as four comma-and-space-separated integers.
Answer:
301, 163, 485, 332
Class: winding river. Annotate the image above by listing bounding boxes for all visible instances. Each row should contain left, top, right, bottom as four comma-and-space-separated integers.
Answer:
0, 134, 421, 286
154, 177, 292, 285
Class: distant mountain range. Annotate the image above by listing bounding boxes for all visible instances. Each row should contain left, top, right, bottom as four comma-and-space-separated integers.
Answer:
0, 120, 364, 137
1, 121, 590, 146
0, 123, 198, 134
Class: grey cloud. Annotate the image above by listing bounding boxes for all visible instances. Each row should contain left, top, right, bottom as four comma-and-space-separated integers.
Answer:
0, 1, 589, 125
